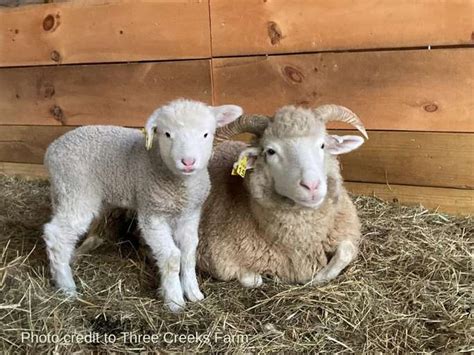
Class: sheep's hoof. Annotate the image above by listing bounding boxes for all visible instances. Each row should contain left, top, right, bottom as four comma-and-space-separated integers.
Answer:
310, 272, 330, 285
239, 272, 263, 288
165, 299, 186, 313
184, 287, 204, 302
59, 287, 78, 299
163, 290, 186, 312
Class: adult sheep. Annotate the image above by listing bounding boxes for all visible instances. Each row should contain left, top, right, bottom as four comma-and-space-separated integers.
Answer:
42, 99, 243, 311
197, 105, 368, 287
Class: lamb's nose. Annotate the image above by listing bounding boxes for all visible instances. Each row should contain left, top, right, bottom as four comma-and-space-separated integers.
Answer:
300, 180, 320, 192
181, 158, 196, 167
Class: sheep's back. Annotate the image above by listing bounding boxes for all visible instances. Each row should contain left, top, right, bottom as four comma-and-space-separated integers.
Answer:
45, 126, 146, 208
45, 125, 141, 173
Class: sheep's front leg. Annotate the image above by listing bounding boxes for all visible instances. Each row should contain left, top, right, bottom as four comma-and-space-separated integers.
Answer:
173, 209, 204, 302
139, 215, 185, 312
312, 240, 358, 284
239, 270, 263, 288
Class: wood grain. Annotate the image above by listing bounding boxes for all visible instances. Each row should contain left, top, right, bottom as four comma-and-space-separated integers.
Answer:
212, 49, 474, 132
334, 130, 474, 190
0, 162, 48, 178
211, 0, 474, 56
0, 60, 212, 126
1, 126, 472, 189
346, 182, 474, 216
0, 0, 210, 66
0, 125, 72, 164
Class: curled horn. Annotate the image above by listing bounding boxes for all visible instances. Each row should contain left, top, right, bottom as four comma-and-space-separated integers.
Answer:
214, 114, 271, 143
313, 105, 368, 139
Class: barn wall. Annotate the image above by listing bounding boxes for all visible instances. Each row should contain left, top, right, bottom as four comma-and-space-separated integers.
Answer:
0, 0, 473, 214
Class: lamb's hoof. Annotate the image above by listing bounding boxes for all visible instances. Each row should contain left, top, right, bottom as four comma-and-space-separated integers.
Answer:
239, 272, 263, 288
165, 298, 186, 313
59, 287, 78, 299
184, 286, 204, 302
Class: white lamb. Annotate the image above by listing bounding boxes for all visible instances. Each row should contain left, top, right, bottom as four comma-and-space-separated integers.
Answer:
42, 99, 242, 311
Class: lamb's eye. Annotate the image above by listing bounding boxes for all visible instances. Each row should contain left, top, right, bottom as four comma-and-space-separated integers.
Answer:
267, 148, 276, 156
321, 143, 325, 149
204, 133, 208, 138
165, 132, 171, 138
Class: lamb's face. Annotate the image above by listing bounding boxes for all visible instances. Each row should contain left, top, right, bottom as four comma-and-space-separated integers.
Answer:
155, 107, 215, 176
148, 100, 243, 176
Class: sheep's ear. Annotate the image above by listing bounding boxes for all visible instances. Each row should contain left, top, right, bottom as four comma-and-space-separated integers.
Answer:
325, 135, 364, 155
143, 109, 161, 150
211, 105, 243, 127
235, 147, 261, 170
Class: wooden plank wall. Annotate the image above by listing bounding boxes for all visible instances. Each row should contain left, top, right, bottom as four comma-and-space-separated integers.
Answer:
0, 0, 473, 215
0, 0, 211, 66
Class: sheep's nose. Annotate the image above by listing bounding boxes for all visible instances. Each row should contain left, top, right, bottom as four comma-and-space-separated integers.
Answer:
181, 158, 196, 167
300, 180, 320, 192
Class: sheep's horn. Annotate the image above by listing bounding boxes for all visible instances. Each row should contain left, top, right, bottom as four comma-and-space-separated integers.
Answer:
215, 114, 270, 143
312, 105, 368, 139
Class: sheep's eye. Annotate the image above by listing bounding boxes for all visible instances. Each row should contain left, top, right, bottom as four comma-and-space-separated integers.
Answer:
204, 133, 208, 138
267, 148, 276, 156
165, 132, 171, 138
321, 143, 325, 149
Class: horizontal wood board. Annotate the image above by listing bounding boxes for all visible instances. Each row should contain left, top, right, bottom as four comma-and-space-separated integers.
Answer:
346, 182, 473, 215
213, 49, 474, 132
211, 0, 474, 56
0, 0, 211, 66
0, 59, 212, 126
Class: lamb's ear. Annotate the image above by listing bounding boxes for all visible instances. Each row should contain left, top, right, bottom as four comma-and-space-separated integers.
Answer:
211, 105, 243, 127
143, 109, 161, 150
325, 135, 364, 155
235, 147, 261, 170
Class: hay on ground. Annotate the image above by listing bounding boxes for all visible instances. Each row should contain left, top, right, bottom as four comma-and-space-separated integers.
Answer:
0, 175, 472, 353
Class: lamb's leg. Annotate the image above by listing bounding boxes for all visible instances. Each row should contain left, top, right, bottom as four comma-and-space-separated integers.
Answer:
312, 240, 358, 284
43, 211, 96, 296
139, 215, 185, 312
174, 209, 204, 302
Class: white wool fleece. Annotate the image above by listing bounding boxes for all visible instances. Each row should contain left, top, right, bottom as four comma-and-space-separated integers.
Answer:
43, 99, 243, 312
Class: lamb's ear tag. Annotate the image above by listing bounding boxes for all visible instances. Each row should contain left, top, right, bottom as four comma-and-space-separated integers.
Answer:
142, 127, 156, 150
231, 155, 248, 178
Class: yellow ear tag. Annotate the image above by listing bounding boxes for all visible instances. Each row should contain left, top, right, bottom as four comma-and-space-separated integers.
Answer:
231, 155, 248, 178
141, 127, 154, 150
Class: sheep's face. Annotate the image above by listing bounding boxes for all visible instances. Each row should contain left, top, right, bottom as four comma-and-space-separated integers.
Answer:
147, 99, 242, 176
260, 134, 329, 208
240, 107, 364, 208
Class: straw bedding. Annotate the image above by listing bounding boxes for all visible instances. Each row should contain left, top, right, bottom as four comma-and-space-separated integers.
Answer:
0, 175, 472, 353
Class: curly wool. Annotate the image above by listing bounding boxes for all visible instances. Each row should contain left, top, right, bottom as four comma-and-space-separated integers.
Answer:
263, 106, 327, 139
197, 141, 360, 284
